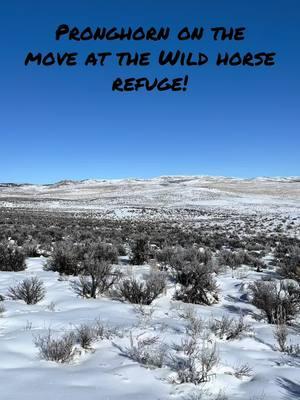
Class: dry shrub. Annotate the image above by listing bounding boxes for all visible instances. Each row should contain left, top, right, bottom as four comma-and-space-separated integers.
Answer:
117, 272, 166, 305
171, 341, 219, 384
34, 330, 76, 363
71, 260, 120, 298
209, 315, 250, 340
174, 262, 219, 305
117, 332, 166, 368
7, 277, 46, 304
232, 363, 253, 379
250, 280, 300, 324
0, 241, 26, 272
278, 245, 300, 282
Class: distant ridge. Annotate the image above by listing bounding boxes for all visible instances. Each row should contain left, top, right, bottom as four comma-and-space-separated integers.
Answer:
1, 175, 299, 187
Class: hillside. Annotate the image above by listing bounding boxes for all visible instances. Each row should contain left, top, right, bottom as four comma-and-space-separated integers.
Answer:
0, 176, 299, 216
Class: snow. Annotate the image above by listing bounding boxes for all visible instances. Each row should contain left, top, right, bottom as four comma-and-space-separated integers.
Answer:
1, 257, 299, 400
0, 175, 299, 222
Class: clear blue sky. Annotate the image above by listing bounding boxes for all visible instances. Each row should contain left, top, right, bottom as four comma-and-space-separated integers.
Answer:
0, 0, 299, 183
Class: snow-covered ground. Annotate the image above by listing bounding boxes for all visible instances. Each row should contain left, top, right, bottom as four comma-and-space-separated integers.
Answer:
0, 176, 299, 399
0, 176, 299, 216
1, 257, 299, 400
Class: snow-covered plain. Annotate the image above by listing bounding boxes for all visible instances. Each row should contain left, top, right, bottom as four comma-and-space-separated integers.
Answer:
0, 257, 299, 400
0, 176, 299, 399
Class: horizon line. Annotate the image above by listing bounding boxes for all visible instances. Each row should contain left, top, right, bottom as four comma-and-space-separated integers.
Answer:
1, 174, 300, 186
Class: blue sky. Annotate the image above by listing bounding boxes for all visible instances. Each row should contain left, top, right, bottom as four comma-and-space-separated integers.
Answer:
0, 0, 299, 183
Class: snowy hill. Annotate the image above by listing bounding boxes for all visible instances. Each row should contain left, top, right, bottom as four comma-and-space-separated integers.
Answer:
0, 176, 299, 216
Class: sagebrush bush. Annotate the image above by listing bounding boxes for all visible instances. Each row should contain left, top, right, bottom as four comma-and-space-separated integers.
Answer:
71, 258, 120, 298
278, 245, 300, 282
89, 242, 118, 264
133, 303, 155, 326
218, 249, 265, 272
130, 236, 149, 265
46, 241, 83, 275
47, 240, 118, 276
250, 280, 300, 323
273, 323, 288, 352
232, 363, 253, 379
273, 321, 300, 356
117, 272, 166, 305
185, 315, 206, 340
171, 304, 219, 384
93, 318, 118, 339
174, 262, 218, 305
117, 332, 166, 368
71, 276, 94, 298
23, 240, 40, 257
169, 246, 212, 267
75, 319, 117, 349
7, 277, 46, 304
0, 241, 26, 271
155, 246, 176, 270
76, 323, 97, 350
209, 315, 250, 340
171, 341, 219, 384
34, 330, 76, 363
156, 245, 214, 271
